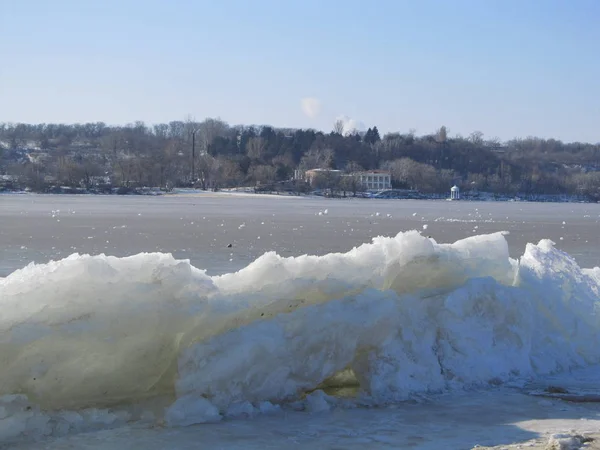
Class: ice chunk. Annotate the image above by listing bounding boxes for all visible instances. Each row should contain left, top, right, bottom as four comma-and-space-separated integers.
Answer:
304, 390, 333, 413
1, 230, 600, 443
165, 395, 221, 427
225, 401, 256, 418
546, 433, 589, 450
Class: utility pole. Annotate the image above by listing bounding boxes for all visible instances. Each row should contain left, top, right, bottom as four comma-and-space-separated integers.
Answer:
191, 129, 198, 185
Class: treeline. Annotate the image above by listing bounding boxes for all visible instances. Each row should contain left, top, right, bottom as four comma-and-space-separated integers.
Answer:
0, 120, 599, 199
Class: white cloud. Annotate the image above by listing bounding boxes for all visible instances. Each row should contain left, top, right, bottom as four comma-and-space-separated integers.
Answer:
335, 115, 366, 135
300, 97, 321, 119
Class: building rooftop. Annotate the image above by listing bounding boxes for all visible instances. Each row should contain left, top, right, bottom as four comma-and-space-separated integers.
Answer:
305, 168, 342, 172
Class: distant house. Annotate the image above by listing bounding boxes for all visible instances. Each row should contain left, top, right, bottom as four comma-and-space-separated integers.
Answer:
355, 170, 391, 191
293, 169, 305, 180
303, 168, 392, 191
304, 168, 342, 186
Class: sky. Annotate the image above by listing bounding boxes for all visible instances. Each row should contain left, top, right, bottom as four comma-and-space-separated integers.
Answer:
1, 0, 599, 142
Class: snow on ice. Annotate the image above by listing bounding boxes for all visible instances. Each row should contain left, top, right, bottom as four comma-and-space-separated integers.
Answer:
0, 231, 600, 444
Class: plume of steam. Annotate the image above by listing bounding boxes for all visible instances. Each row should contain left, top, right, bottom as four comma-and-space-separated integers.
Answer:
334, 115, 365, 136
300, 98, 321, 119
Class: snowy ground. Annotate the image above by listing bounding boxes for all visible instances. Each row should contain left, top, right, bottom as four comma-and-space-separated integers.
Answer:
170, 188, 306, 199
13, 378, 600, 449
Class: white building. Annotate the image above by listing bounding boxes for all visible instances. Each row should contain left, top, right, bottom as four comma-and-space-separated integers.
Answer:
356, 170, 391, 191
450, 185, 460, 200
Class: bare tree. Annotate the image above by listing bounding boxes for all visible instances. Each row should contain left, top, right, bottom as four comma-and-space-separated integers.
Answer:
433, 168, 456, 192
340, 161, 365, 196
80, 160, 104, 189
217, 158, 244, 187
333, 119, 345, 135
249, 164, 277, 186
344, 160, 364, 173
387, 158, 416, 188
54, 151, 81, 187
197, 118, 228, 155
114, 154, 136, 187
469, 131, 484, 145
21, 163, 47, 191
311, 170, 341, 196
485, 136, 501, 147
246, 137, 267, 160
299, 148, 334, 170
146, 139, 179, 189
340, 173, 363, 197
196, 154, 219, 190
387, 157, 439, 192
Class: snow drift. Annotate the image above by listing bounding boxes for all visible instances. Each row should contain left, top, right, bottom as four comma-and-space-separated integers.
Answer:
0, 231, 599, 441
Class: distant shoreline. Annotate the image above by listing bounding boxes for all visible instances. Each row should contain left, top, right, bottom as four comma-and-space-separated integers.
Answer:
0, 188, 595, 203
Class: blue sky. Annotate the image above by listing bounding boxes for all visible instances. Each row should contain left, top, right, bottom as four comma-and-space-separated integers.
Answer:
1, 0, 599, 142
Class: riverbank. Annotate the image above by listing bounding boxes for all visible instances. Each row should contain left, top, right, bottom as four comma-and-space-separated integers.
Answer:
0, 186, 596, 203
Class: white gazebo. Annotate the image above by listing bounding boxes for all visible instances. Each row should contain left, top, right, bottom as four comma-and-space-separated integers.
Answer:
450, 185, 460, 200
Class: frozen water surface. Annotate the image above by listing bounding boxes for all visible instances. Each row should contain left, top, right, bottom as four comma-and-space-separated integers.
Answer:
1, 193, 599, 277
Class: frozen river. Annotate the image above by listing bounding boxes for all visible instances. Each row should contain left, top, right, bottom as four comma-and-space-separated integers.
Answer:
1, 193, 599, 276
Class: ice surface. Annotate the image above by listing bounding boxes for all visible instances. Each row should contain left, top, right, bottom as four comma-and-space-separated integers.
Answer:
0, 231, 600, 443
546, 433, 589, 450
